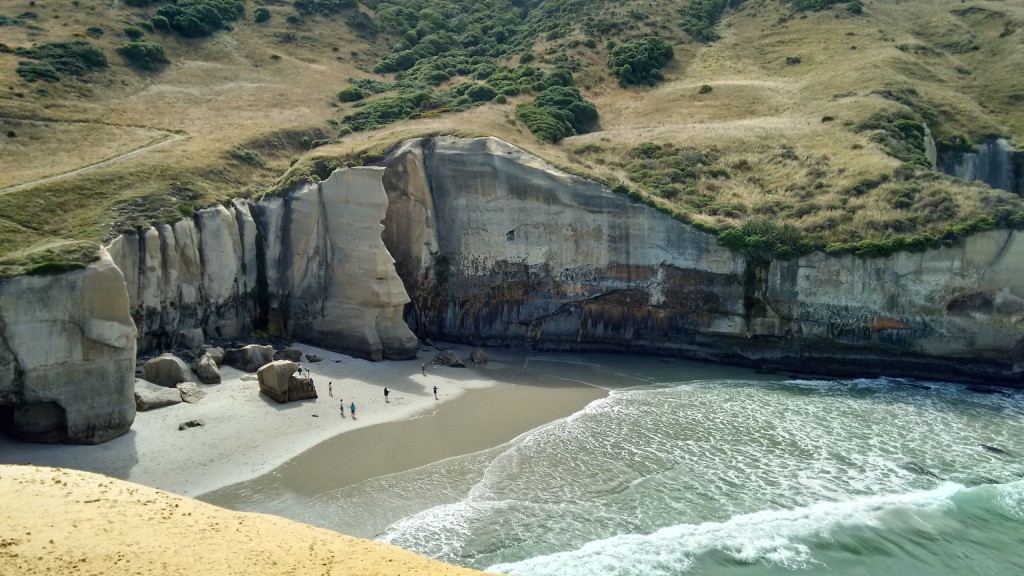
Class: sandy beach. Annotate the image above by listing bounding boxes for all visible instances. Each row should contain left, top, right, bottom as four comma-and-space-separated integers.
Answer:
0, 342, 608, 575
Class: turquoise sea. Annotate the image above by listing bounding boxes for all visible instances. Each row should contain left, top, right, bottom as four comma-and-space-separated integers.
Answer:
204, 354, 1024, 575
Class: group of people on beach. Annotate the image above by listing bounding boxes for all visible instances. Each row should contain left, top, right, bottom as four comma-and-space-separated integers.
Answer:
329, 364, 437, 419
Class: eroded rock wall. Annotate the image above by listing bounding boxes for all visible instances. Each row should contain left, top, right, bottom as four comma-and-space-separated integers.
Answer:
938, 137, 1023, 195
0, 248, 137, 443
381, 137, 1024, 384
109, 167, 418, 362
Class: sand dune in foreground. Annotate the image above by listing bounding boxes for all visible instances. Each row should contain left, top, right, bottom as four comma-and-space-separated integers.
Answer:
0, 464, 489, 576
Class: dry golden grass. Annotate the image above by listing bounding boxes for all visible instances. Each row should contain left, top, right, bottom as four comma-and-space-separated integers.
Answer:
0, 0, 1021, 259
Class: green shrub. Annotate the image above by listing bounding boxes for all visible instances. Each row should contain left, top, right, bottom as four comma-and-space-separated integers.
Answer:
16, 60, 60, 82
14, 41, 107, 80
254, 7, 271, 22
856, 111, 930, 168
155, 0, 245, 38
680, 0, 734, 43
85, 26, 104, 38
293, 0, 357, 16
230, 147, 264, 167
516, 85, 597, 142
698, 84, 712, 94
124, 25, 145, 40
123, 0, 154, 6
717, 218, 811, 260
151, 15, 171, 31
117, 41, 170, 71
337, 87, 365, 102
608, 36, 673, 86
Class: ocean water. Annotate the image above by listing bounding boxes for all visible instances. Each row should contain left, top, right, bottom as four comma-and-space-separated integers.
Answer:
207, 355, 1024, 575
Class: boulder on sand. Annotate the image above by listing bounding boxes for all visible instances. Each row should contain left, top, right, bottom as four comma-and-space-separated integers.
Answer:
304, 353, 323, 363
176, 382, 206, 404
257, 360, 318, 403
469, 347, 488, 366
142, 353, 195, 387
430, 350, 465, 368
273, 348, 303, 362
223, 344, 274, 372
202, 346, 224, 366
194, 353, 221, 384
134, 379, 183, 411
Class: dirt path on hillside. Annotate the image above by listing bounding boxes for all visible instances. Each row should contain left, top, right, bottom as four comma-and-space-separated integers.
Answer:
0, 132, 185, 196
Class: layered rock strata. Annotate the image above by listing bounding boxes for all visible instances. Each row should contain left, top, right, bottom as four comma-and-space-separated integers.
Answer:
380, 137, 1024, 384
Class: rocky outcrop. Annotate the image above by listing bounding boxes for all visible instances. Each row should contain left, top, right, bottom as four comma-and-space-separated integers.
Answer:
257, 360, 317, 403
379, 136, 1024, 384
108, 167, 418, 362
142, 353, 194, 387
0, 248, 137, 443
937, 137, 1023, 195
223, 345, 274, 373
194, 353, 221, 384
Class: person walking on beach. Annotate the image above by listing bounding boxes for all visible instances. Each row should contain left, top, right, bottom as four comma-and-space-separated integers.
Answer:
384, 387, 390, 403
350, 401, 356, 419
329, 381, 333, 397
421, 363, 426, 376
433, 385, 438, 400
339, 398, 344, 416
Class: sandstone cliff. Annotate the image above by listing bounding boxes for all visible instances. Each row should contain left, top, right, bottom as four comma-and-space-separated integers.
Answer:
381, 137, 1023, 384
937, 137, 1023, 196
0, 249, 137, 443
3, 138, 1022, 445
107, 168, 418, 361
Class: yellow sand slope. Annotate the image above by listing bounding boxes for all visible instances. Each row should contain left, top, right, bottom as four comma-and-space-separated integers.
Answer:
0, 465, 488, 576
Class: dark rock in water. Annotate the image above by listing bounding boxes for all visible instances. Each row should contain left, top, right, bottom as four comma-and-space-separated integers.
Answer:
900, 461, 942, 480
178, 419, 205, 431
981, 444, 1010, 456
431, 350, 465, 368
899, 381, 933, 391
967, 386, 1012, 397
304, 353, 323, 363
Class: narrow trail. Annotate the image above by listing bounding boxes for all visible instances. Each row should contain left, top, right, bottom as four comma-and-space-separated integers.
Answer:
0, 132, 185, 196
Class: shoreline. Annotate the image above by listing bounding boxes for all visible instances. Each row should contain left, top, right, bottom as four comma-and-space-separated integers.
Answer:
0, 342, 608, 499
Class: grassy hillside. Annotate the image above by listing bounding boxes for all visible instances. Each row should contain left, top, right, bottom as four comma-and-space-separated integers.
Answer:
1, 0, 1022, 267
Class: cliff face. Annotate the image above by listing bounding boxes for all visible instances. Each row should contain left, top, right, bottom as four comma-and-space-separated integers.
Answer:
937, 137, 1023, 196
0, 249, 137, 443
108, 168, 418, 362
3, 139, 1023, 445
382, 137, 1023, 384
